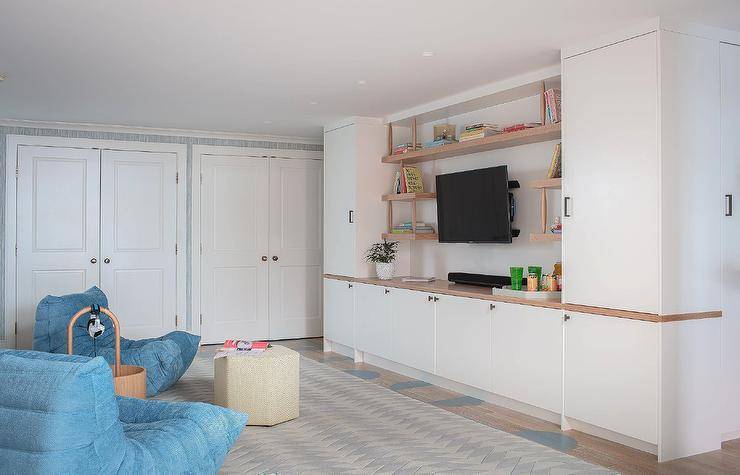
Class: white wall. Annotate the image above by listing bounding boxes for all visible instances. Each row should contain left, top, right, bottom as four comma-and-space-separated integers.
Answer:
393, 95, 561, 279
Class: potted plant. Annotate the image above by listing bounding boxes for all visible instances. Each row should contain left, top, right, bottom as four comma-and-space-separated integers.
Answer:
365, 239, 399, 280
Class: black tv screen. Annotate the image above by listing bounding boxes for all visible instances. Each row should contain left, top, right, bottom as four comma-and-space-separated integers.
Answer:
435, 166, 512, 243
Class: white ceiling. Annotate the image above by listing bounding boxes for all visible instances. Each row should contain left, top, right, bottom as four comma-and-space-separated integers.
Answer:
1, 0, 739, 139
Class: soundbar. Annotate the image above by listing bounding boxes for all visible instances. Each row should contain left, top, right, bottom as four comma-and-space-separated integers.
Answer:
448, 272, 524, 288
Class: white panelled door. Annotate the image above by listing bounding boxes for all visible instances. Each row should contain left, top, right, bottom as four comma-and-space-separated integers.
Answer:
16, 145, 101, 348
100, 150, 178, 340
268, 158, 323, 339
200, 155, 269, 344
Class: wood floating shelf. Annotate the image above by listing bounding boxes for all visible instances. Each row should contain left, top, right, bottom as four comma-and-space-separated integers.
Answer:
382, 233, 438, 241
381, 123, 561, 165
381, 192, 437, 202
529, 178, 562, 189
530, 233, 562, 242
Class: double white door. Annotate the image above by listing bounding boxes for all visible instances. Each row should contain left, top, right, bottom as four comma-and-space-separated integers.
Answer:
200, 155, 322, 344
16, 146, 178, 348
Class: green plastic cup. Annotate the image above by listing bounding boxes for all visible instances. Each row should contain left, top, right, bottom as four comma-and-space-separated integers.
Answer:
510, 267, 524, 290
528, 266, 542, 290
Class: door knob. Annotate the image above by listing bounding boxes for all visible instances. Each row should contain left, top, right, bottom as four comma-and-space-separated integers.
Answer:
261, 256, 268, 261
90, 257, 97, 264
272, 256, 279, 261
103, 258, 111, 264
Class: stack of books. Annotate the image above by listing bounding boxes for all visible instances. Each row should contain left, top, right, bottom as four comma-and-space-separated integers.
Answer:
544, 88, 561, 123
391, 222, 435, 234
392, 143, 420, 155
502, 122, 541, 133
392, 166, 424, 194
423, 138, 456, 148
459, 123, 503, 142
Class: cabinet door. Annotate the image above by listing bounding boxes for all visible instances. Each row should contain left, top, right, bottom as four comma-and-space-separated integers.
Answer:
435, 295, 492, 391
323, 126, 356, 277
562, 32, 660, 313
564, 311, 659, 444
323, 278, 354, 348
355, 283, 392, 359
391, 288, 435, 373
492, 303, 562, 413
722, 42, 740, 435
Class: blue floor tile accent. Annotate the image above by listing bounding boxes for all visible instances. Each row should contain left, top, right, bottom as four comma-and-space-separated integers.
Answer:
432, 395, 483, 407
515, 430, 577, 452
344, 369, 380, 380
390, 380, 433, 391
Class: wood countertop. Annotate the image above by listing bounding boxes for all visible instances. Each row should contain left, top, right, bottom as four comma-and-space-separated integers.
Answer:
323, 274, 722, 323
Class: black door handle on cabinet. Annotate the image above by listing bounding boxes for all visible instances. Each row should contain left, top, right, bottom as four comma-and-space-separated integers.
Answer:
433, 296, 439, 302
726, 194, 733, 217
349, 210, 354, 223
428, 295, 433, 301
564, 314, 571, 322
348, 283, 353, 289
564, 197, 572, 217
384, 288, 390, 294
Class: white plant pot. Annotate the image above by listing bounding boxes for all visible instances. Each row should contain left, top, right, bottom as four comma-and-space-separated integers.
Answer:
375, 262, 394, 280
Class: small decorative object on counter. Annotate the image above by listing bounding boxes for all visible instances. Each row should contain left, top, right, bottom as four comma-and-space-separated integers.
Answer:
541, 273, 550, 291
548, 274, 559, 292
434, 124, 457, 141
510, 266, 524, 290
527, 266, 542, 290
550, 216, 562, 234
527, 273, 539, 292
365, 239, 399, 280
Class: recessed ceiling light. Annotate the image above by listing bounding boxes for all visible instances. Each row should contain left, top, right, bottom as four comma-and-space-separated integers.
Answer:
422, 51, 434, 57
308, 101, 318, 105
357, 79, 366, 85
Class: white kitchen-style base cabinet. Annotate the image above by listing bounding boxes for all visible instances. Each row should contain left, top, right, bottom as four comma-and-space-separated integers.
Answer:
323, 278, 355, 348
391, 288, 435, 374
355, 283, 393, 359
435, 294, 493, 392
564, 311, 659, 445
492, 303, 563, 414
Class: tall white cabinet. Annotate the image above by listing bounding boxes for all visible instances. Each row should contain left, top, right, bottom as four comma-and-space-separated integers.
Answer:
721, 42, 740, 438
562, 28, 721, 316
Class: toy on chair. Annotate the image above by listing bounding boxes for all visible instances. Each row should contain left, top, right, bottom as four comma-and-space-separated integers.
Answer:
67, 304, 147, 398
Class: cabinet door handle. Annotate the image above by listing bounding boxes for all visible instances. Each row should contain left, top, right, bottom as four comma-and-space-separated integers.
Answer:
564, 314, 571, 322
726, 194, 733, 217
272, 256, 279, 261
428, 295, 433, 301
348, 283, 353, 289
90, 257, 97, 264
433, 296, 439, 302
564, 196, 572, 217
349, 210, 354, 223
384, 288, 390, 294
490, 303, 495, 310
261, 255, 268, 261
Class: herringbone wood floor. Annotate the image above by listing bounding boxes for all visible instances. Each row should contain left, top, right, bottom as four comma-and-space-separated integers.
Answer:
274, 338, 740, 475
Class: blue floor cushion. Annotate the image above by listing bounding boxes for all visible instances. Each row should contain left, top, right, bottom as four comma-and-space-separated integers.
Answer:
32, 287, 200, 397
0, 350, 247, 474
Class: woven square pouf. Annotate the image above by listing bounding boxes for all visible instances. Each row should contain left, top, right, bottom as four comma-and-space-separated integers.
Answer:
214, 345, 299, 426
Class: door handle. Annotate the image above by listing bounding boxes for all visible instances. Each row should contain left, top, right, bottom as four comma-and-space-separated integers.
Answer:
103, 258, 111, 264
348, 283, 353, 289
726, 194, 733, 217
564, 196, 572, 217
261, 256, 268, 261
90, 257, 97, 264
384, 288, 390, 294
433, 296, 439, 302
272, 256, 279, 261
428, 295, 433, 301
348, 210, 354, 224
564, 314, 571, 322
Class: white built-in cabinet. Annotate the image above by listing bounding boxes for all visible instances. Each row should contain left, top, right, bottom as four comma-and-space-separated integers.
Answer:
721, 42, 740, 436
355, 283, 393, 359
562, 29, 721, 316
564, 312, 659, 444
435, 295, 493, 392
492, 303, 562, 413
323, 118, 405, 279
323, 278, 355, 348
390, 288, 435, 373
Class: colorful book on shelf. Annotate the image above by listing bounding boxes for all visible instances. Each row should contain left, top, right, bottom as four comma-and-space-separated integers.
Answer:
459, 127, 502, 142
402, 166, 424, 193
465, 123, 500, 131
544, 88, 561, 123
547, 142, 562, 179
502, 122, 541, 133
423, 138, 456, 148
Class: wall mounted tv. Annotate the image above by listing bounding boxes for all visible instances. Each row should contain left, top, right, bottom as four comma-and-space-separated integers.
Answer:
435, 165, 517, 243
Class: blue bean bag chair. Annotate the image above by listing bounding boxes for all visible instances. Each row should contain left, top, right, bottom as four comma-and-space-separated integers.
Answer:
32, 287, 200, 397
0, 349, 247, 474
